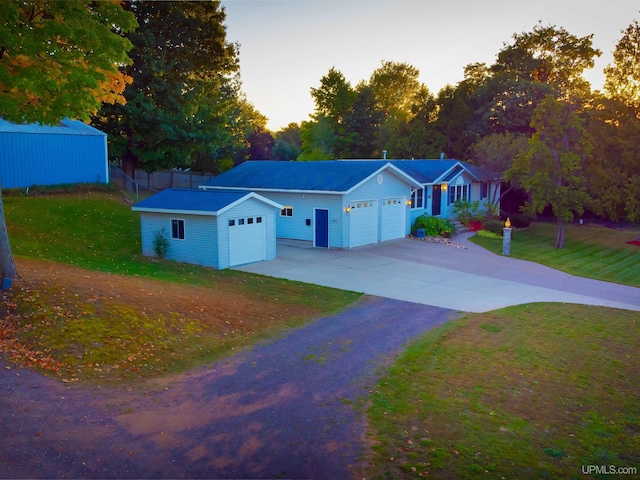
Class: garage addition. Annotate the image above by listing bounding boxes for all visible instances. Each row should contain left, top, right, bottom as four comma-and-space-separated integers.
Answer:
133, 189, 282, 269
201, 161, 423, 249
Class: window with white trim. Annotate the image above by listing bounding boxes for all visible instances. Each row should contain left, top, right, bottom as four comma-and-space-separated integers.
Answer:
448, 184, 470, 204
280, 206, 293, 217
481, 181, 489, 199
411, 188, 424, 209
171, 219, 185, 239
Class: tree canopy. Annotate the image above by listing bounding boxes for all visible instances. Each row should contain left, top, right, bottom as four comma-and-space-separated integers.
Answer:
0, 0, 137, 125
93, 0, 244, 176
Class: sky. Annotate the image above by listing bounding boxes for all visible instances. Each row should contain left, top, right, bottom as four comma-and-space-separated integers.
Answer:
221, 0, 640, 131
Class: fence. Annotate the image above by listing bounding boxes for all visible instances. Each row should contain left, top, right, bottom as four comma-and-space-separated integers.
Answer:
134, 170, 215, 190
109, 163, 158, 203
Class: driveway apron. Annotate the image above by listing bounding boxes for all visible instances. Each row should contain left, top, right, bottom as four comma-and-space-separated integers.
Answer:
236, 236, 640, 313
1, 297, 457, 479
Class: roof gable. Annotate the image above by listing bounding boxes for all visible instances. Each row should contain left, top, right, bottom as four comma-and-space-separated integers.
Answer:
132, 188, 282, 216
391, 159, 501, 184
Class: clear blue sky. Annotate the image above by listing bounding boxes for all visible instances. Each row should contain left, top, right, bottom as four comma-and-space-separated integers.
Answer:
221, 0, 639, 131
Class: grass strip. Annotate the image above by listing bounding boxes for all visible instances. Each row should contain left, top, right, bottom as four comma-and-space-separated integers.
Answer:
366, 303, 640, 479
469, 222, 640, 287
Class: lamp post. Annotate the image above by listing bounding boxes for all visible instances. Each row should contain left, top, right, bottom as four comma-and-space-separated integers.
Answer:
502, 217, 512, 256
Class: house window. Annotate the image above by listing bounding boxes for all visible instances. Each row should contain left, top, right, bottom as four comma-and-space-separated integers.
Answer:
481, 181, 489, 199
256, 216, 262, 223
280, 206, 293, 217
171, 219, 185, 239
248, 217, 254, 224
229, 219, 235, 227
448, 184, 470, 205
411, 188, 424, 209
238, 218, 245, 225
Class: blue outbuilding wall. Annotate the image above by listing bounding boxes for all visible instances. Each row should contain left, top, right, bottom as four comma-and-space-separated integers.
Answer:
0, 118, 108, 189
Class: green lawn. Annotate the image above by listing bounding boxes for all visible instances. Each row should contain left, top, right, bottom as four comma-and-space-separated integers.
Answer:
470, 222, 640, 287
366, 303, 640, 479
1, 190, 361, 382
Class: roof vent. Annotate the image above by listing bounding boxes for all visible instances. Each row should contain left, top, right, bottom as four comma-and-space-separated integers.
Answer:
440, 152, 444, 160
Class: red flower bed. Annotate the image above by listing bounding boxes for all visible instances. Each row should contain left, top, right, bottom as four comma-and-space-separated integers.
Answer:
468, 220, 483, 232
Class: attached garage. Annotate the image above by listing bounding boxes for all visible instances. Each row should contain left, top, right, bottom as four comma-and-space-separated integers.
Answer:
133, 189, 282, 270
349, 199, 378, 248
380, 197, 406, 242
202, 161, 423, 249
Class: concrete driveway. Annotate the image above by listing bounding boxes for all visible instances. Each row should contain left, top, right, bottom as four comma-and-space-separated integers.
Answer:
235, 234, 640, 313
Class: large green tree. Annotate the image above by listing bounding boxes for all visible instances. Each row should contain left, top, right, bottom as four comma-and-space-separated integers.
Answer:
583, 95, 640, 222
604, 17, 640, 113
507, 96, 590, 248
0, 0, 136, 281
94, 0, 239, 177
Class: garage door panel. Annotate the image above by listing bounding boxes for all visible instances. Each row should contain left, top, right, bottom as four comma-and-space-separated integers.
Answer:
349, 200, 377, 248
381, 197, 406, 242
229, 219, 267, 266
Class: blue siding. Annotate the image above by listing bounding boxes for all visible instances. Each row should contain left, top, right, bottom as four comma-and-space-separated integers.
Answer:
0, 130, 108, 188
138, 197, 278, 270
255, 191, 344, 246
140, 212, 220, 269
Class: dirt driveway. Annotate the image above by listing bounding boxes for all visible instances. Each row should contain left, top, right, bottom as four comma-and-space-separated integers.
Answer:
1, 297, 457, 479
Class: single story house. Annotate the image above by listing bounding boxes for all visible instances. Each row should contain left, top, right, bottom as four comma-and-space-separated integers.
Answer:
132, 188, 282, 269
389, 159, 502, 224
201, 159, 500, 249
0, 118, 109, 189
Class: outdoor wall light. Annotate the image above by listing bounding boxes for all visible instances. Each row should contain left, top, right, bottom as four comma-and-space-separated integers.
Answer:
345, 206, 351, 213
441, 183, 448, 192
406, 199, 412, 206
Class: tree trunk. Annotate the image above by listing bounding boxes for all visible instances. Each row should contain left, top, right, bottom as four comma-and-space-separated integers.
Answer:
555, 218, 565, 249
0, 183, 19, 280
122, 150, 136, 180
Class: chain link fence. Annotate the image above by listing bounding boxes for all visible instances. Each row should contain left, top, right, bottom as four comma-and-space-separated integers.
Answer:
109, 163, 158, 203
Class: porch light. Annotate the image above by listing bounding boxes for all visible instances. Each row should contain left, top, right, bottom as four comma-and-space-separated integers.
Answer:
441, 183, 448, 192
345, 206, 351, 213
407, 199, 412, 206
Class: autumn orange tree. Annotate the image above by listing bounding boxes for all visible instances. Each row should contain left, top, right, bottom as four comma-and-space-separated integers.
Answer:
0, 0, 137, 281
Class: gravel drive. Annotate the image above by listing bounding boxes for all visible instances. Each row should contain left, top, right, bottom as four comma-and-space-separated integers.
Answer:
1, 296, 457, 479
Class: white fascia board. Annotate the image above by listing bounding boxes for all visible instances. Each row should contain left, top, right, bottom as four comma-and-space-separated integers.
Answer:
131, 207, 219, 216
215, 192, 284, 215
200, 185, 345, 195
346, 162, 423, 194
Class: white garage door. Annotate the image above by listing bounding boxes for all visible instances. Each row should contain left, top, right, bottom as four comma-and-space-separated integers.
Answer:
381, 197, 406, 242
349, 199, 378, 248
228, 216, 267, 266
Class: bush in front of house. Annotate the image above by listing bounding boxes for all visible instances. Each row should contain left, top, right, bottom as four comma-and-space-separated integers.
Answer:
413, 215, 456, 238
453, 199, 486, 225
153, 227, 170, 258
483, 219, 505, 236
509, 213, 532, 228
476, 229, 502, 239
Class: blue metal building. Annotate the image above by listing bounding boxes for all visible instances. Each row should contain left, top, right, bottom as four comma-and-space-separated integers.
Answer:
0, 118, 108, 189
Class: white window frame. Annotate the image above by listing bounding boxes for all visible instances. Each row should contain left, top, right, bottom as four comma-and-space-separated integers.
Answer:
170, 218, 185, 240
280, 206, 293, 217
411, 188, 424, 209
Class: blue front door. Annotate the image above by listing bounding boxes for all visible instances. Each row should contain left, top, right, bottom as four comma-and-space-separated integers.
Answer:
315, 209, 329, 248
